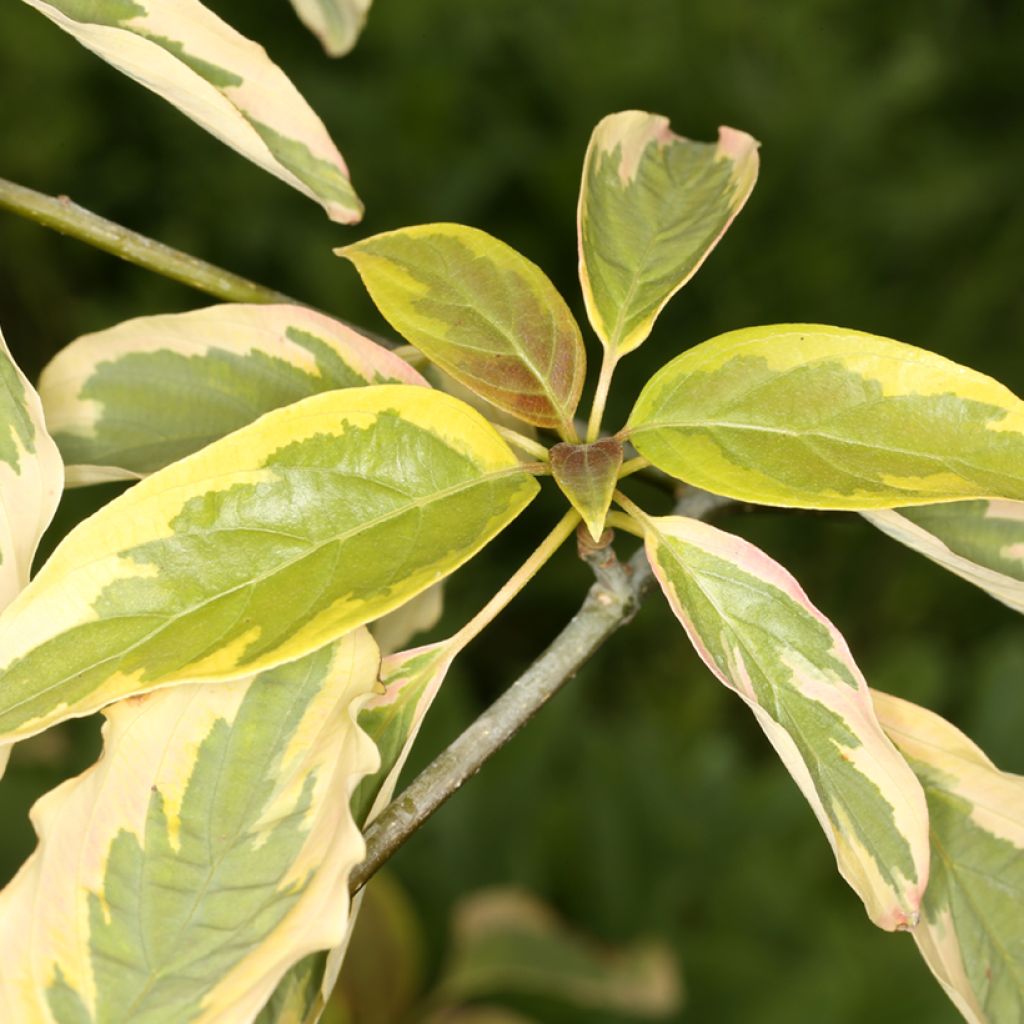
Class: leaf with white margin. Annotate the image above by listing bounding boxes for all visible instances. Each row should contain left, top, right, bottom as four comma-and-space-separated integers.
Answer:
22, 0, 363, 223
0, 326, 63, 609
288, 0, 372, 57
640, 511, 929, 929
627, 324, 1024, 510
863, 500, 1024, 614
0, 385, 539, 744
0, 630, 379, 1024
578, 111, 758, 357
352, 640, 456, 825
39, 303, 425, 486
872, 691, 1024, 1024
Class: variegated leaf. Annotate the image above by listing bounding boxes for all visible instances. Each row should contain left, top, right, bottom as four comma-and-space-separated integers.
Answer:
863, 501, 1024, 614
352, 640, 456, 825
550, 439, 623, 542
0, 326, 64, 610
0, 326, 64, 776
254, 956, 325, 1024
627, 325, 1024, 510
339, 224, 587, 439
872, 691, 1024, 1023
640, 512, 929, 929
578, 111, 758, 357
0, 385, 539, 743
288, 0, 372, 57
22, 0, 363, 223
39, 304, 424, 485
0, 632, 379, 1024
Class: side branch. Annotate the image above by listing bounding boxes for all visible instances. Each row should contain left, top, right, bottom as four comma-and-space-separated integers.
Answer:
351, 486, 734, 892
0, 176, 295, 306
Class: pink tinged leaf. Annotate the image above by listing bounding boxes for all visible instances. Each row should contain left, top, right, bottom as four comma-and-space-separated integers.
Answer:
872, 690, 1024, 1024
550, 439, 623, 542
353, 640, 456, 826
338, 224, 587, 438
642, 513, 930, 930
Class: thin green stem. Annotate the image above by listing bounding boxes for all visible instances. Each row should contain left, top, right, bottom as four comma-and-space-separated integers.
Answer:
617, 455, 649, 479
605, 511, 644, 537
495, 426, 550, 463
449, 509, 580, 652
352, 485, 736, 895
585, 349, 619, 442
613, 489, 648, 524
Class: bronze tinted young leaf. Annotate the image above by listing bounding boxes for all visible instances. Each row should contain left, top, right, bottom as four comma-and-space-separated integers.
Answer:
339, 224, 586, 438
550, 439, 623, 542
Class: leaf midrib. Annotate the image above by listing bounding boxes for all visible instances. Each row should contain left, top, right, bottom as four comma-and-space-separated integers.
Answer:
0, 464, 531, 723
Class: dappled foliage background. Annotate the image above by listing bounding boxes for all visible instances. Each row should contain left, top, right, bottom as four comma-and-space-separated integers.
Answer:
2, 1, 1023, 1021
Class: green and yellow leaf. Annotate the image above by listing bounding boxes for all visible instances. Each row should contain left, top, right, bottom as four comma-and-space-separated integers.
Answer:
0, 385, 538, 743
640, 512, 929, 929
627, 324, 1024, 510
550, 439, 623, 542
434, 887, 682, 1017
872, 691, 1024, 1023
352, 640, 456, 825
863, 500, 1024, 614
0, 325, 63, 610
22, 0, 363, 223
0, 631, 380, 1024
287, 0, 372, 57
578, 111, 758, 357
39, 303, 424, 485
339, 224, 586, 439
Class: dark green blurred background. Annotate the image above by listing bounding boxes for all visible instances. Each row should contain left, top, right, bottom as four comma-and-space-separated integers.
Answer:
2, 1, 1023, 1020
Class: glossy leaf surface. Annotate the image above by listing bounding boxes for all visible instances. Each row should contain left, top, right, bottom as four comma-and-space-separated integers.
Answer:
339, 224, 586, 437
578, 111, 758, 357
550, 439, 622, 542
22, 0, 363, 222
0, 326, 63, 610
628, 325, 1024, 509
0, 632, 379, 1023
864, 501, 1024, 614
40, 303, 424, 485
643, 513, 929, 929
873, 691, 1024, 1024
0, 385, 538, 743
287, 0, 371, 56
